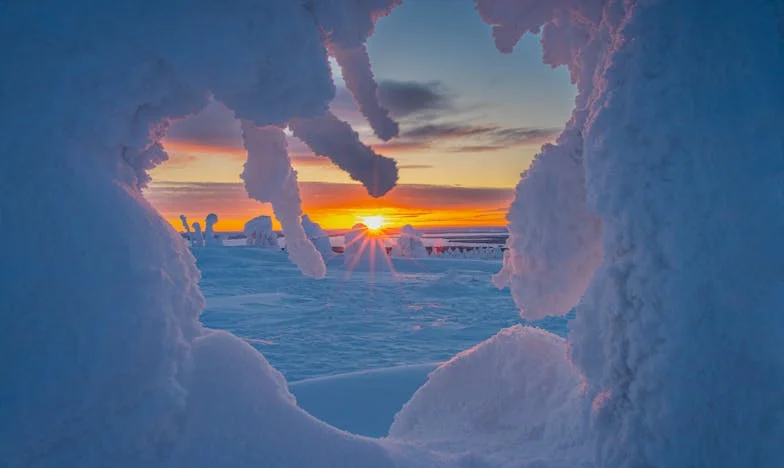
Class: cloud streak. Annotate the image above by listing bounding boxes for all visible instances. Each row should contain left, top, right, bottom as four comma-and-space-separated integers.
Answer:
146, 180, 513, 228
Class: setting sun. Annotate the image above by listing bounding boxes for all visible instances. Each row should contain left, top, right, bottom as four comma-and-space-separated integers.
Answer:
361, 215, 385, 231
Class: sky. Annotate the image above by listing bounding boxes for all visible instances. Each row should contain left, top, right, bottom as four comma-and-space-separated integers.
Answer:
145, 0, 576, 232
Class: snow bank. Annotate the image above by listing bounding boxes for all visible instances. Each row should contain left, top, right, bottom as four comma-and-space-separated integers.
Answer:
243, 215, 278, 247
301, 214, 334, 258
168, 331, 472, 468
343, 223, 393, 273
391, 326, 590, 468
390, 224, 427, 258
290, 363, 436, 437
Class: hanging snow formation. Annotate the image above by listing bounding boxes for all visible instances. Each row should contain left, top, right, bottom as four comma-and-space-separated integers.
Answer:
301, 214, 334, 258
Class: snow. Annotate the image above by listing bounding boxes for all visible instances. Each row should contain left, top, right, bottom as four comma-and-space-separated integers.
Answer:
301, 214, 334, 258
4, 0, 782, 466
391, 326, 590, 468
475, 0, 784, 466
179, 214, 191, 234
241, 121, 326, 278
166, 330, 477, 468
203, 213, 222, 246
342, 223, 393, 274
290, 363, 436, 437
191, 221, 203, 247
390, 224, 428, 258
195, 246, 557, 382
243, 215, 278, 247
289, 112, 399, 197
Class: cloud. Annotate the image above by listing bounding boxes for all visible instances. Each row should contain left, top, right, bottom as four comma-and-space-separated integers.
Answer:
377, 80, 453, 117
404, 123, 498, 139
397, 164, 434, 170
329, 79, 453, 125
146, 180, 513, 212
398, 122, 560, 153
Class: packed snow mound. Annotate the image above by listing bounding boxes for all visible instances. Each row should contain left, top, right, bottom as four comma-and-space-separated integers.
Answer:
390, 224, 427, 258
390, 325, 590, 468
167, 331, 479, 468
302, 214, 334, 258
203, 213, 222, 246
343, 223, 393, 273
244, 216, 278, 247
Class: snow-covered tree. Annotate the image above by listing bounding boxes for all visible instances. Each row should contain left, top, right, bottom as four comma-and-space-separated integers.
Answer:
244, 216, 278, 247
390, 224, 427, 258
203, 213, 222, 247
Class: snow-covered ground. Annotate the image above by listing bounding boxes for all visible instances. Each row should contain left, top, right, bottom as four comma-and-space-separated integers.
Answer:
194, 244, 570, 438
196, 245, 568, 382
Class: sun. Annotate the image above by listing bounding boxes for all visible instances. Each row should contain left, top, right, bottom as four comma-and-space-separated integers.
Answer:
361, 215, 385, 231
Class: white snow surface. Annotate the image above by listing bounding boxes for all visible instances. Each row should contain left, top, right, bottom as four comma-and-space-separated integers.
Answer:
391, 326, 590, 468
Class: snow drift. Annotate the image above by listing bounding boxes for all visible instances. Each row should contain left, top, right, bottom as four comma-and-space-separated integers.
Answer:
391, 326, 590, 468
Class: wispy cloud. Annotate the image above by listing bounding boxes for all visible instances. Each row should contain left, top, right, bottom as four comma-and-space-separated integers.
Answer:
399, 123, 559, 151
